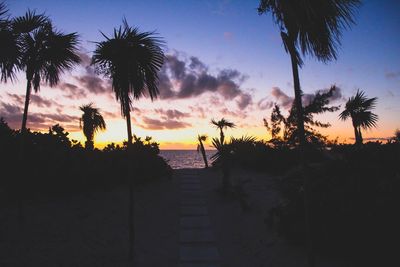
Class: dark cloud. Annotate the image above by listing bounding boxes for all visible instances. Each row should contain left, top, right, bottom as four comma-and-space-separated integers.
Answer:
385, 71, 400, 79
189, 56, 207, 72
75, 72, 109, 95
257, 97, 274, 110
302, 86, 343, 106
159, 53, 252, 106
140, 116, 191, 130
271, 87, 293, 109
236, 93, 252, 110
155, 109, 190, 120
7, 93, 55, 108
56, 51, 110, 99
259, 86, 343, 111
0, 100, 78, 130
58, 82, 88, 100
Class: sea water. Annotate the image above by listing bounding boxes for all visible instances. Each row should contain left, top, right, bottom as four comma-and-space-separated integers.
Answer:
160, 150, 215, 169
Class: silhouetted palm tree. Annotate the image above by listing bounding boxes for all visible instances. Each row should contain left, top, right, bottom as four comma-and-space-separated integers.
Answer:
211, 137, 232, 193
394, 129, 400, 143
92, 20, 164, 263
14, 11, 80, 131
211, 118, 235, 144
197, 134, 208, 168
258, 3, 360, 265
79, 104, 106, 150
258, 0, 360, 147
339, 90, 378, 145
0, 2, 19, 82
92, 19, 164, 145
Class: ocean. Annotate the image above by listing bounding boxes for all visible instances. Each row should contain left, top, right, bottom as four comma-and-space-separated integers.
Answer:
160, 150, 215, 169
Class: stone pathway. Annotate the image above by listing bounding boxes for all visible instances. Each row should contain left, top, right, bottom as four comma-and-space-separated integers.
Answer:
178, 171, 220, 267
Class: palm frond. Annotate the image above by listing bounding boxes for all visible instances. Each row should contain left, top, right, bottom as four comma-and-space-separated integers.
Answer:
92, 20, 165, 119
258, 0, 361, 62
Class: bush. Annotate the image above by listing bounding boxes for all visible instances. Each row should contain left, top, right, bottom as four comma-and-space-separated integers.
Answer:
0, 120, 172, 198
271, 142, 400, 262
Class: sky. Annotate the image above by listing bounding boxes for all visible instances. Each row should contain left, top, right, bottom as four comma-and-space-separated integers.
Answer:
0, 0, 399, 149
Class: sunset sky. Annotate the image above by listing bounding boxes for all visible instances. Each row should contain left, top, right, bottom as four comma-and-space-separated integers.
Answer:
0, 0, 399, 149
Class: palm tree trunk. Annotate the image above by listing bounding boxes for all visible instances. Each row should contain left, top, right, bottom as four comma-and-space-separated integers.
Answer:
358, 127, 363, 144
200, 142, 208, 168
288, 51, 306, 147
18, 79, 32, 224
129, 178, 135, 263
21, 80, 32, 132
353, 124, 359, 145
124, 107, 135, 262
125, 109, 133, 145
286, 34, 314, 267
220, 129, 224, 145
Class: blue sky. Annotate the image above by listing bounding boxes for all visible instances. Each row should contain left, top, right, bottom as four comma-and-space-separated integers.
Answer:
1, 0, 399, 147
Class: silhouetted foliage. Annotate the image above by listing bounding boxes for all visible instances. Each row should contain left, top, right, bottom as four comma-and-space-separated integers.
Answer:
80, 103, 106, 150
339, 90, 378, 145
211, 118, 235, 145
258, 0, 360, 148
268, 142, 400, 265
264, 86, 340, 148
0, 121, 171, 197
197, 134, 209, 168
92, 19, 164, 145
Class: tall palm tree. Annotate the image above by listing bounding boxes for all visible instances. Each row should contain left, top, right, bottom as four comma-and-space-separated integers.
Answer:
211, 118, 235, 144
92, 20, 164, 263
339, 90, 378, 145
14, 11, 80, 132
258, 3, 360, 266
92, 20, 164, 145
79, 103, 106, 150
258, 0, 360, 147
197, 134, 208, 168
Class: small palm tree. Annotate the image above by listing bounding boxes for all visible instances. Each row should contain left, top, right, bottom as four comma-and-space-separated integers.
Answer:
394, 129, 400, 143
339, 90, 378, 145
211, 118, 235, 144
211, 137, 232, 193
92, 19, 164, 145
197, 134, 208, 168
14, 11, 81, 131
92, 19, 164, 262
79, 104, 106, 150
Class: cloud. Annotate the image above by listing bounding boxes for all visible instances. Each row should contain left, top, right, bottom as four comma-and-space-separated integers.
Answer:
140, 116, 191, 130
257, 97, 274, 110
155, 109, 190, 120
219, 108, 246, 119
302, 86, 344, 106
385, 71, 400, 79
58, 82, 88, 100
259, 86, 343, 111
236, 93, 252, 110
159, 53, 251, 106
0, 100, 78, 130
75, 70, 110, 95
271, 87, 293, 109
7, 93, 56, 108
56, 52, 111, 98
